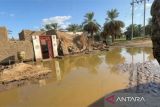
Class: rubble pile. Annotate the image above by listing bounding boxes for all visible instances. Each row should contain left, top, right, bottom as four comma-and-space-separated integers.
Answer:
92, 42, 109, 51
118, 61, 160, 95
56, 31, 109, 55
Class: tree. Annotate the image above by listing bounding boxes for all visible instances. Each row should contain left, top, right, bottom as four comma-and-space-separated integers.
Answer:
82, 12, 100, 42
124, 24, 143, 40
43, 23, 59, 31
137, 24, 142, 37
45, 24, 52, 30
50, 23, 59, 30
66, 24, 82, 34
145, 18, 152, 36
103, 9, 125, 42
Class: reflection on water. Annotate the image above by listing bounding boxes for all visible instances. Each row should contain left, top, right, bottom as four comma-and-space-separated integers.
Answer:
0, 47, 158, 107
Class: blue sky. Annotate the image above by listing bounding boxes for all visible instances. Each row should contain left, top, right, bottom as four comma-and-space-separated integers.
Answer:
0, 0, 153, 38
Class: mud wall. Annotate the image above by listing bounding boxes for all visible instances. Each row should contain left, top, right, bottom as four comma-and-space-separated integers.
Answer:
0, 27, 8, 41
0, 41, 34, 64
19, 30, 45, 41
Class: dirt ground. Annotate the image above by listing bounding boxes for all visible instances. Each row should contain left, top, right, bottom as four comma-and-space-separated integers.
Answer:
112, 38, 152, 48
0, 63, 51, 91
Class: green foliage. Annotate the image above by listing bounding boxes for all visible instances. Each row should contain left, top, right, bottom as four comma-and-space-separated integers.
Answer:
125, 24, 143, 40
145, 18, 152, 36
125, 18, 153, 40
45, 24, 52, 30
103, 9, 125, 42
66, 24, 82, 33
82, 12, 100, 38
107, 9, 119, 21
44, 23, 59, 31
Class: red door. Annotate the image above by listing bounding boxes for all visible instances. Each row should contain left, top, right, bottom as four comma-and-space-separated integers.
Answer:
39, 36, 53, 59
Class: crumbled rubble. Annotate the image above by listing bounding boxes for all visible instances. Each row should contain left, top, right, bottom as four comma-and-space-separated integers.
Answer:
118, 61, 160, 96
57, 31, 109, 56
92, 42, 109, 51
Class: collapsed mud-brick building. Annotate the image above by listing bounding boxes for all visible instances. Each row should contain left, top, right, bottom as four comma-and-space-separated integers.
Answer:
19, 30, 59, 61
19, 29, 88, 56
0, 27, 88, 64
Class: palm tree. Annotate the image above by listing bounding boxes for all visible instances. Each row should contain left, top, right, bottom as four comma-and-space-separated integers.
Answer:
50, 23, 59, 30
82, 12, 100, 42
66, 24, 82, 34
44, 23, 59, 31
45, 24, 52, 30
103, 9, 124, 42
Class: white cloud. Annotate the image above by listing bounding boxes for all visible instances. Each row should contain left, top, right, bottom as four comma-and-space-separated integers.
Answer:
42, 16, 72, 29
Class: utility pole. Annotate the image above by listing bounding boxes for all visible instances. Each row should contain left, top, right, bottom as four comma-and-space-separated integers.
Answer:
143, 0, 146, 37
131, 0, 134, 40
130, 0, 149, 38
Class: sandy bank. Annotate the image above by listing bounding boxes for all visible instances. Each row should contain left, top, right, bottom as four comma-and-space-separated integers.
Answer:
0, 63, 51, 84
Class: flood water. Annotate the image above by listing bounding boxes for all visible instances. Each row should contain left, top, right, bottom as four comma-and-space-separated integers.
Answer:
0, 47, 158, 107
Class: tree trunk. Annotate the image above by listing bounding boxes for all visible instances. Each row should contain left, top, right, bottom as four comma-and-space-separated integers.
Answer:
112, 35, 115, 43
91, 32, 94, 44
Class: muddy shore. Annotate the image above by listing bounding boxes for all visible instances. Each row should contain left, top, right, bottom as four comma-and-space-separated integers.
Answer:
0, 63, 51, 91
118, 61, 160, 95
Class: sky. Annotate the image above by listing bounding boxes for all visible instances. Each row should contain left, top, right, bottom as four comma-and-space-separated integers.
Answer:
0, 0, 153, 38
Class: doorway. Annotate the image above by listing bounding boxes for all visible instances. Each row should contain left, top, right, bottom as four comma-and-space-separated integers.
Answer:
39, 36, 53, 59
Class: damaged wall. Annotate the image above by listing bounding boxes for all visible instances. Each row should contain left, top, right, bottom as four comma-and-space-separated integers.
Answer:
18, 29, 89, 55
0, 27, 8, 41
0, 41, 34, 64
19, 30, 45, 41
56, 31, 89, 55
0, 26, 89, 64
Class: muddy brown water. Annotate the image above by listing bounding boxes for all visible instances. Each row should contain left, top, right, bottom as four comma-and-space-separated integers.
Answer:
0, 47, 158, 107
